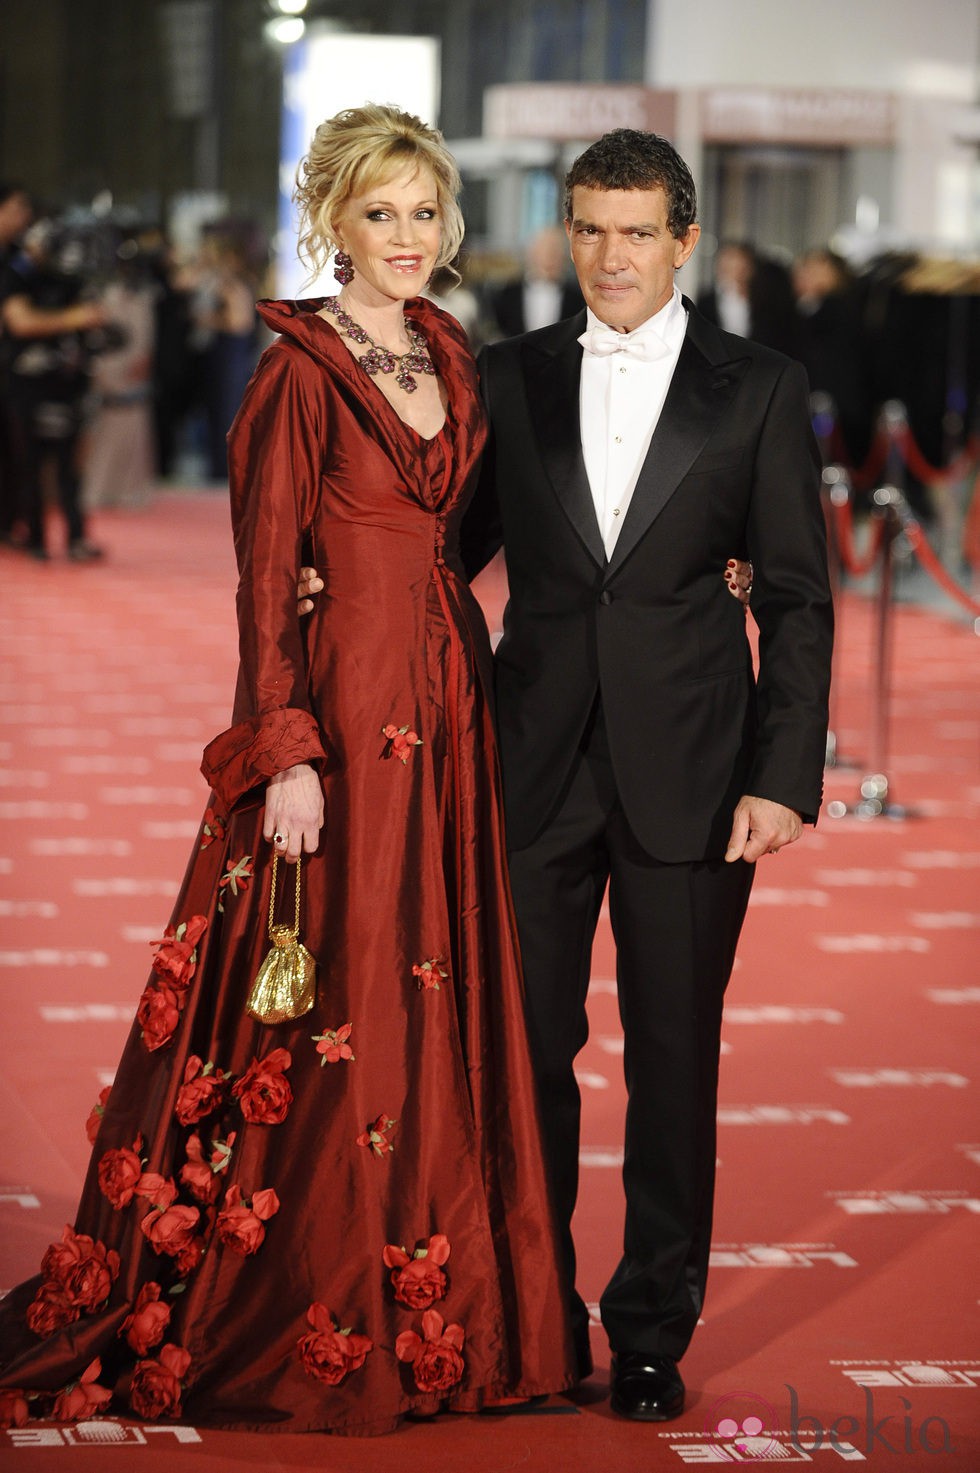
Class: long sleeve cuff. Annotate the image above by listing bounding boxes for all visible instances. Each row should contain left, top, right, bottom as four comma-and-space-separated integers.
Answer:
201, 707, 328, 811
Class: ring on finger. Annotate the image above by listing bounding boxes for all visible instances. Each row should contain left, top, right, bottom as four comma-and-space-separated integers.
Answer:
273, 832, 287, 847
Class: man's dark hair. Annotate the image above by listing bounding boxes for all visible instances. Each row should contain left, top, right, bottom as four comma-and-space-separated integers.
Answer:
563, 130, 698, 238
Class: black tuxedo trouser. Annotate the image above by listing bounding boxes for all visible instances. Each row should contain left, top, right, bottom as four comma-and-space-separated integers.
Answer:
506, 702, 754, 1362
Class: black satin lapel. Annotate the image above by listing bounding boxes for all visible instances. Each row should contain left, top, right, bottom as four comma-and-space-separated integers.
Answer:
523, 333, 606, 568
606, 340, 748, 574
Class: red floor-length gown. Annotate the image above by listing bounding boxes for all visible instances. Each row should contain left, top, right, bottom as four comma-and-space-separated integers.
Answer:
0, 298, 576, 1435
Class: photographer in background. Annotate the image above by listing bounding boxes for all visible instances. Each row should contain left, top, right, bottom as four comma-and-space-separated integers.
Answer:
1, 217, 108, 561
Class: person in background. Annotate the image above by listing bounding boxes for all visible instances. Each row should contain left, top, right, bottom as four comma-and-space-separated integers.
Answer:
82, 234, 157, 510
425, 262, 482, 345
0, 182, 35, 543
198, 232, 260, 480
1, 218, 107, 560
793, 246, 872, 466
699, 239, 799, 358
489, 225, 584, 338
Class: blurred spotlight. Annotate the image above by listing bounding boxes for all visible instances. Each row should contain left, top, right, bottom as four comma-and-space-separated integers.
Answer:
266, 17, 305, 44
275, 0, 308, 13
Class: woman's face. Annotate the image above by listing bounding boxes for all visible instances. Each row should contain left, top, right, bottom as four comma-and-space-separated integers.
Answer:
335, 165, 441, 305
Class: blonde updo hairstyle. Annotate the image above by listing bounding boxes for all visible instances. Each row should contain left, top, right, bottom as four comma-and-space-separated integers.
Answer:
294, 103, 464, 284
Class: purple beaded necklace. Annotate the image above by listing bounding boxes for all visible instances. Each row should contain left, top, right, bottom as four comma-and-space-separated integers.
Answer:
322, 295, 435, 394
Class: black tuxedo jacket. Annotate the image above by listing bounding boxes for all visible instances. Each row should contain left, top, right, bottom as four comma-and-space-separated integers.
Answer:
461, 299, 833, 861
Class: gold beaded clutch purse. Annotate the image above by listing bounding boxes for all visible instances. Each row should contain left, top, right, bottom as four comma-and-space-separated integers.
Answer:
246, 854, 317, 1024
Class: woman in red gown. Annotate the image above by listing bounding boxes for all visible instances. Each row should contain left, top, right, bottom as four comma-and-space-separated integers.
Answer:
0, 104, 576, 1436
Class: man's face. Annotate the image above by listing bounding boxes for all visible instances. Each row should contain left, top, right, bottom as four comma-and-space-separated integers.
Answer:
565, 184, 699, 333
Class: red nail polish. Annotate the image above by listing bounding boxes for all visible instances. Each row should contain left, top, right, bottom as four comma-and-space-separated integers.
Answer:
726, 559, 736, 568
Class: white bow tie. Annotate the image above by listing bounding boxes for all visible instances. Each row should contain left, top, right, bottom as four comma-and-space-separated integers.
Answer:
578, 323, 671, 362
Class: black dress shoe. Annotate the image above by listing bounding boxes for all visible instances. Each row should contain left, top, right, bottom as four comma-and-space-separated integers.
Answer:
610, 1352, 685, 1421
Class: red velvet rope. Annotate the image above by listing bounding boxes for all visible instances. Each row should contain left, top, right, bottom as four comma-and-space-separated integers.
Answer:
895, 429, 980, 489
821, 420, 979, 492
828, 480, 980, 618
829, 495, 886, 577
901, 518, 980, 619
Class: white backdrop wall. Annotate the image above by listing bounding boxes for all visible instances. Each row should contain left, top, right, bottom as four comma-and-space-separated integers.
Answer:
646, 0, 980, 251
646, 0, 978, 98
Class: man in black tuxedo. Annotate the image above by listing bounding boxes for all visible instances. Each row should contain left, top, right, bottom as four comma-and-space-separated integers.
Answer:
459, 130, 833, 1421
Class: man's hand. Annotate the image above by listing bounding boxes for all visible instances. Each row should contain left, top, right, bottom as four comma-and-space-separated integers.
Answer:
725, 558, 752, 608
297, 566, 323, 616
263, 762, 324, 863
725, 795, 803, 863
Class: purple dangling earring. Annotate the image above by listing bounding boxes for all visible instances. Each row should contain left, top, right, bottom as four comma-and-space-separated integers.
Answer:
333, 250, 354, 286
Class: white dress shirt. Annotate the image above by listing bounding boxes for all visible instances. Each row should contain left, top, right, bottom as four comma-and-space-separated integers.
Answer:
579, 286, 688, 557
523, 279, 563, 333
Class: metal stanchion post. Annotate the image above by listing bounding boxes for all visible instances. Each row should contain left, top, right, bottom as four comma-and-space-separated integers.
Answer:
828, 486, 916, 821
821, 464, 859, 770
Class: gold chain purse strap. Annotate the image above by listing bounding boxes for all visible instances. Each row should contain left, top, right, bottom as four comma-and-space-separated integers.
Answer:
245, 854, 317, 1024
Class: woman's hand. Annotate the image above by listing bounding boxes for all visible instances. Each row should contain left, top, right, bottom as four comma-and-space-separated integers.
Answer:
297, 566, 323, 616
724, 558, 753, 608
263, 763, 324, 862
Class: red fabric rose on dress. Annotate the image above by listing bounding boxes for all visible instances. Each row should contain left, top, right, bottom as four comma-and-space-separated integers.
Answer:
297, 1303, 373, 1387
216, 1184, 280, 1256
25, 1281, 77, 1337
149, 915, 208, 998
312, 1022, 354, 1065
85, 1085, 111, 1144
129, 1343, 191, 1420
412, 958, 448, 991
140, 1202, 200, 1260
118, 1281, 171, 1356
51, 1358, 112, 1423
396, 1309, 465, 1393
218, 854, 253, 911
136, 979, 181, 1052
356, 1113, 397, 1158
179, 1134, 220, 1205
133, 1173, 178, 1211
380, 723, 423, 764
0, 1390, 29, 1429
210, 1131, 236, 1173
200, 806, 226, 849
39, 1225, 121, 1315
97, 1134, 144, 1210
383, 1234, 450, 1309
174, 1236, 206, 1277
175, 1055, 230, 1126
231, 1047, 293, 1124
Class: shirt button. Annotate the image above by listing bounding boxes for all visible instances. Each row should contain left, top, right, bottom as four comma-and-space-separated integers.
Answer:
612, 508, 620, 516
614, 435, 622, 444
599, 590, 613, 606
619, 366, 627, 374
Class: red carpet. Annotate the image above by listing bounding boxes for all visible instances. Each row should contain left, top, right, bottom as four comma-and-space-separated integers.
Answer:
1, 492, 978, 1469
